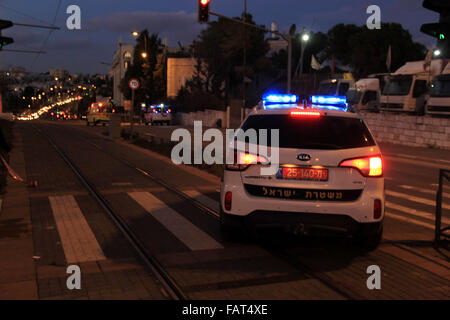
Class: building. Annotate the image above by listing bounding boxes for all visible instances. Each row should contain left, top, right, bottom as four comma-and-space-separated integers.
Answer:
112, 38, 134, 107
49, 69, 69, 80
166, 58, 197, 98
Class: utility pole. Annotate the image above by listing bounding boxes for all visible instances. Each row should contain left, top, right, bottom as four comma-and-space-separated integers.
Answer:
242, 0, 247, 121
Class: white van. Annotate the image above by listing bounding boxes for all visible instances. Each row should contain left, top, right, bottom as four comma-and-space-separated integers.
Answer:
317, 79, 355, 97
346, 78, 381, 112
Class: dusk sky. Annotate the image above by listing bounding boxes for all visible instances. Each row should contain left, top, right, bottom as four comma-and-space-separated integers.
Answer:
0, 0, 439, 75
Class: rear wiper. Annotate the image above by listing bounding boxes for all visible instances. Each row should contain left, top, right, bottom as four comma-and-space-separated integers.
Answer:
300, 143, 342, 149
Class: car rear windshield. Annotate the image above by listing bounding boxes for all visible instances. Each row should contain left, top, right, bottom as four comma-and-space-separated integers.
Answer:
239, 114, 376, 149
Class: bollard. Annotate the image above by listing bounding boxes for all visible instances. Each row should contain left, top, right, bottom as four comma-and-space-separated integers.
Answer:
109, 113, 122, 140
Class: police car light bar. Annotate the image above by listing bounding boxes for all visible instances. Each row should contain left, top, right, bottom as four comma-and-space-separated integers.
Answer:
310, 95, 347, 106
263, 94, 299, 105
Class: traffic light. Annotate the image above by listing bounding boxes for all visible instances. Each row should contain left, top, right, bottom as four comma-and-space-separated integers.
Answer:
198, 0, 210, 23
420, 0, 450, 58
0, 19, 14, 50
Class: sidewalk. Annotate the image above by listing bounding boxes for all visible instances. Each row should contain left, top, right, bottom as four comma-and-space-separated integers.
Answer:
0, 126, 37, 299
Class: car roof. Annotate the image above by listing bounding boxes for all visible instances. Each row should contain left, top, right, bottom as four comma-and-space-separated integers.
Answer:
247, 106, 361, 119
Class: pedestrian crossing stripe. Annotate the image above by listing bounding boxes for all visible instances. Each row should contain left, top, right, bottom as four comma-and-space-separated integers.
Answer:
399, 185, 450, 200
386, 190, 450, 210
128, 191, 223, 251
49, 195, 106, 263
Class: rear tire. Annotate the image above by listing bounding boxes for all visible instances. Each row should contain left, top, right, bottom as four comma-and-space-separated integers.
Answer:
355, 227, 383, 252
220, 208, 240, 241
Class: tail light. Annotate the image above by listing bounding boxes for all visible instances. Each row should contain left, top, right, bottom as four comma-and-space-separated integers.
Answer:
224, 192, 232, 211
339, 156, 383, 177
225, 150, 269, 171
374, 199, 382, 219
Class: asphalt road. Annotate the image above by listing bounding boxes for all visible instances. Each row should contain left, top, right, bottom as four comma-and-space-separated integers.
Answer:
15, 120, 450, 299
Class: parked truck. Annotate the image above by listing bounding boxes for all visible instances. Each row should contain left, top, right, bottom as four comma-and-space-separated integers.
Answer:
380, 59, 445, 115
426, 61, 450, 116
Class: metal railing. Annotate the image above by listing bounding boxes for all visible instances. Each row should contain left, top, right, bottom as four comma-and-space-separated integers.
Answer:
435, 169, 450, 247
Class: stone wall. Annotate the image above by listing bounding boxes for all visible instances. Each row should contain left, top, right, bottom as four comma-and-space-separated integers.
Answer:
174, 109, 228, 128
361, 111, 450, 150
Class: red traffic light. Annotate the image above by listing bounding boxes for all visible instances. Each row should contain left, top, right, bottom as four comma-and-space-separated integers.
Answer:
198, 0, 210, 23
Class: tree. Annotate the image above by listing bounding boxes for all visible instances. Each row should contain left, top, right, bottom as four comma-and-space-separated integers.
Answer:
349, 23, 426, 76
119, 31, 166, 107
193, 13, 270, 105
323, 23, 427, 77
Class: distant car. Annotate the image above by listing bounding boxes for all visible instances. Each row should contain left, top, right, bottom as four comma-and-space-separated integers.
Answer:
86, 102, 111, 126
220, 95, 384, 250
144, 105, 172, 125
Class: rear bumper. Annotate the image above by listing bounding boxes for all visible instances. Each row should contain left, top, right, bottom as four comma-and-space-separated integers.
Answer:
222, 209, 383, 236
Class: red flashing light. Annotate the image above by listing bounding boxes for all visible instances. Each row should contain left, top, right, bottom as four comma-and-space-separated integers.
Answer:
200, 0, 210, 5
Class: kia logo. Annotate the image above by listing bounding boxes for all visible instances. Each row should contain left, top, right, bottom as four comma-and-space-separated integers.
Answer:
297, 154, 311, 161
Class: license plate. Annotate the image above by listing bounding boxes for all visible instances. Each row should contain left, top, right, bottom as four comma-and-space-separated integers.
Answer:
279, 167, 328, 181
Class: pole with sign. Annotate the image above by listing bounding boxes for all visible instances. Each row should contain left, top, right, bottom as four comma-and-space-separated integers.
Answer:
128, 78, 140, 137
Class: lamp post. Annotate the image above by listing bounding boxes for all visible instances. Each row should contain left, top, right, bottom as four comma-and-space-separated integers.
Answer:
132, 31, 148, 59
299, 30, 310, 75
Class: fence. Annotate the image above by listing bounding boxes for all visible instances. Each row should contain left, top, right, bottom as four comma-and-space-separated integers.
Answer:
435, 169, 450, 247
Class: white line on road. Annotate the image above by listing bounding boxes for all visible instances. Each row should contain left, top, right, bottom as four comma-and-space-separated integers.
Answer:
128, 192, 223, 251
384, 155, 450, 171
183, 190, 221, 213
385, 211, 435, 230
49, 195, 106, 263
386, 153, 450, 164
386, 202, 450, 225
399, 185, 450, 200
386, 190, 450, 210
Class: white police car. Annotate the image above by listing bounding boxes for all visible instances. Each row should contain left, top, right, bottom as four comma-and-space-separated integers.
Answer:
220, 94, 384, 250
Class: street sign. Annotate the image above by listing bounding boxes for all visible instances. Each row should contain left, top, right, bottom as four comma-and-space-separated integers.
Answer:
129, 78, 140, 90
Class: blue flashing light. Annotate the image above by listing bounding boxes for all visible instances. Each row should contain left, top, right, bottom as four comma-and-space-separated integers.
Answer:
310, 104, 348, 112
265, 103, 299, 110
310, 95, 347, 106
263, 93, 299, 105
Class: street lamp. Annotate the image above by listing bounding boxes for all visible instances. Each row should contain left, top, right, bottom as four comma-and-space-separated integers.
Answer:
302, 33, 310, 42
434, 49, 441, 57
131, 31, 139, 37
141, 51, 148, 59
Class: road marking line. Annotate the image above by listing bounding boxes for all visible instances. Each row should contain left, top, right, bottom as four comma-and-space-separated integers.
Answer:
399, 185, 450, 199
128, 192, 223, 251
386, 202, 450, 225
386, 190, 450, 210
384, 155, 450, 171
385, 211, 435, 230
111, 182, 133, 186
49, 195, 105, 263
386, 153, 450, 164
183, 189, 220, 213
